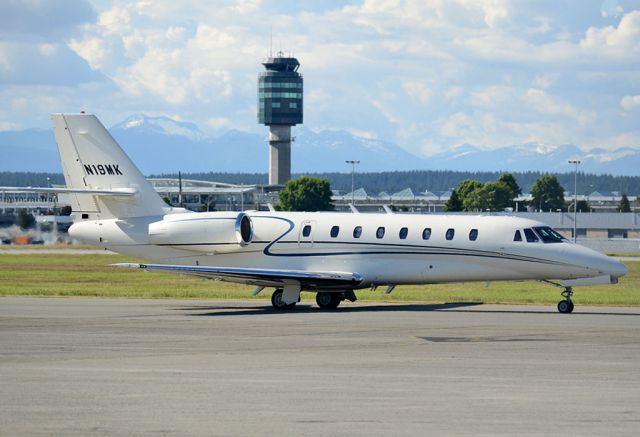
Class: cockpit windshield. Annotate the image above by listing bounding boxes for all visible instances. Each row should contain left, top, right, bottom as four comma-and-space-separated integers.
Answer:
533, 226, 566, 243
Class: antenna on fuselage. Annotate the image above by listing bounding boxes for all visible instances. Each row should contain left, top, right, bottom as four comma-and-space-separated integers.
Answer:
349, 204, 359, 214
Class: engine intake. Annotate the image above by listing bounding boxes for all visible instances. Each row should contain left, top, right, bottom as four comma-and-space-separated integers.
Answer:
149, 212, 253, 253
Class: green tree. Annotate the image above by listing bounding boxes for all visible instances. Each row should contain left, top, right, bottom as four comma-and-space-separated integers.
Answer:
444, 189, 463, 212
461, 182, 514, 211
463, 184, 492, 211
565, 199, 590, 212
278, 176, 334, 211
17, 209, 36, 230
456, 179, 483, 203
497, 172, 522, 197
576, 199, 590, 212
531, 175, 565, 212
619, 194, 631, 212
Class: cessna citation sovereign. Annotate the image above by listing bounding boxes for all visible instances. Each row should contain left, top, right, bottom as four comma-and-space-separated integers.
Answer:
4, 114, 627, 313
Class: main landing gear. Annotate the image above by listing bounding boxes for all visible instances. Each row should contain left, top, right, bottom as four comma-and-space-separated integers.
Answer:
316, 292, 342, 309
271, 288, 296, 310
269, 289, 358, 310
557, 287, 574, 314
315, 291, 357, 309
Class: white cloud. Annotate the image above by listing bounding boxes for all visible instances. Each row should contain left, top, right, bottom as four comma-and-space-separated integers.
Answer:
470, 86, 512, 109
166, 26, 186, 42
621, 95, 640, 110
455, 0, 509, 28
38, 44, 57, 57
98, 6, 132, 35
68, 36, 111, 70
206, 117, 232, 129
0, 43, 11, 72
525, 88, 595, 125
444, 86, 464, 103
581, 10, 640, 57
441, 112, 472, 138
532, 74, 558, 89
0, 120, 20, 131
403, 80, 432, 104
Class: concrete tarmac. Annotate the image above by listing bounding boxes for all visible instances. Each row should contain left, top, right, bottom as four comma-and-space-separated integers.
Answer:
1, 298, 640, 436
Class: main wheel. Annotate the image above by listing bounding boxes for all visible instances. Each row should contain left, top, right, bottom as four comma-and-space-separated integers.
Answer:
557, 300, 573, 313
316, 292, 341, 309
271, 289, 296, 310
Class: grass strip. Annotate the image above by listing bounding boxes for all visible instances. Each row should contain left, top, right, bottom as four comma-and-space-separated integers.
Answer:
0, 253, 638, 305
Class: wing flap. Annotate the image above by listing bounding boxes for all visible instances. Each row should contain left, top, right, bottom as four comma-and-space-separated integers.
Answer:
112, 263, 363, 289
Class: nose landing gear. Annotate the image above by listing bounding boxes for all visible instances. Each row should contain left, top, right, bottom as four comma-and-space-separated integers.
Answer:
542, 281, 576, 313
557, 287, 574, 313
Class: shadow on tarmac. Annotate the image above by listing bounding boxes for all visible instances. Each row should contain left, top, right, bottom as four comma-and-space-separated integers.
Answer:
172, 302, 640, 317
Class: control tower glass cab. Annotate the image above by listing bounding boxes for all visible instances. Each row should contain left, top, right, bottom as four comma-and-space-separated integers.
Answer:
258, 53, 303, 185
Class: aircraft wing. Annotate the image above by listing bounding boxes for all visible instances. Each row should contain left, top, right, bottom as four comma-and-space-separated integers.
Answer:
0, 187, 136, 197
112, 263, 364, 289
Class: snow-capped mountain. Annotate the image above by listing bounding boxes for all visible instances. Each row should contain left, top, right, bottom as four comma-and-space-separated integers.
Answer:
111, 114, 207, 142
0, 114, 638, 175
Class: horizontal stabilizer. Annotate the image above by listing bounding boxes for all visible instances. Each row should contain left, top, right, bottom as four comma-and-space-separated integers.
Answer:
112, 263, 363, 289
0, 187, 137, 197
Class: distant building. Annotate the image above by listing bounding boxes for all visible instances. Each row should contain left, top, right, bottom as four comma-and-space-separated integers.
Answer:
148, 178, 278, 211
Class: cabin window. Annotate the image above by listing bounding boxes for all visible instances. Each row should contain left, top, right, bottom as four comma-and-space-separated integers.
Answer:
302, 225, 312, 237
330, 225, 340, 238
446, 228, 455, 240
399, 227, 408, 239
376, 227, 386, 239
514, 230, 522, 241
422, 228, 431, 240
534, 226, 565, 243
353, 226, 362, 238
523, 228, 539, 243
469, 229, 478, 241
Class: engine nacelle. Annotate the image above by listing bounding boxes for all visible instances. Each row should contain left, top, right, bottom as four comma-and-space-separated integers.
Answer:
148, 212, 253, 253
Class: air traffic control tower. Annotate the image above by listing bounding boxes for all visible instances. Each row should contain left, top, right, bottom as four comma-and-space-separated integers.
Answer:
258, 53, 303, 185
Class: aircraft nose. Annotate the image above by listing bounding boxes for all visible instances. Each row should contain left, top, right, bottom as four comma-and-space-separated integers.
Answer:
608, 258, 628, 278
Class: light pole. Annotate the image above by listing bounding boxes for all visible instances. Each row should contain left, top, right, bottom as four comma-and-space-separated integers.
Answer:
568, 160, 581, 243
345, 160, 360, 205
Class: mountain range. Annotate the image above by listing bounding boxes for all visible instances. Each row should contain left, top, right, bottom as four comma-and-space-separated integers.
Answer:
0, 113, 637, 175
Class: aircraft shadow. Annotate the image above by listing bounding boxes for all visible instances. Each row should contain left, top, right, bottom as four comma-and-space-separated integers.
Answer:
173, 302, 640, 318
175, 302, 481, 317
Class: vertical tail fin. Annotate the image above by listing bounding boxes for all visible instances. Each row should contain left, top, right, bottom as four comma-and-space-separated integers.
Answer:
52, 113, 166, 219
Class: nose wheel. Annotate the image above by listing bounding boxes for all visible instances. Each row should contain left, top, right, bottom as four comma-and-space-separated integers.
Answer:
557, 287, 574, 313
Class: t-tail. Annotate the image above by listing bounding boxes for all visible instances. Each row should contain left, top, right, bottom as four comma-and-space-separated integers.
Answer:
52, 113, 166, 220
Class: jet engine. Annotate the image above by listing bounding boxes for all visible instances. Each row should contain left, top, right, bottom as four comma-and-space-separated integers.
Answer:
148, 212, 253, 253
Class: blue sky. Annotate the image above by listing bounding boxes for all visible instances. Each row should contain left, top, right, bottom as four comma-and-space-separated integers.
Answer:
0, 0, 639, 157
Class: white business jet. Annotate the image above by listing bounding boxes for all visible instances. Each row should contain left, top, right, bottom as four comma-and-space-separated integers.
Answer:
2, 114, 628, 313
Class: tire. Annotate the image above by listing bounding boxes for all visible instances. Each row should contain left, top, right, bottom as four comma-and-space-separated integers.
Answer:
271, 289, 296, 310
316, 292, 341, 309
557, 300, 571, 313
